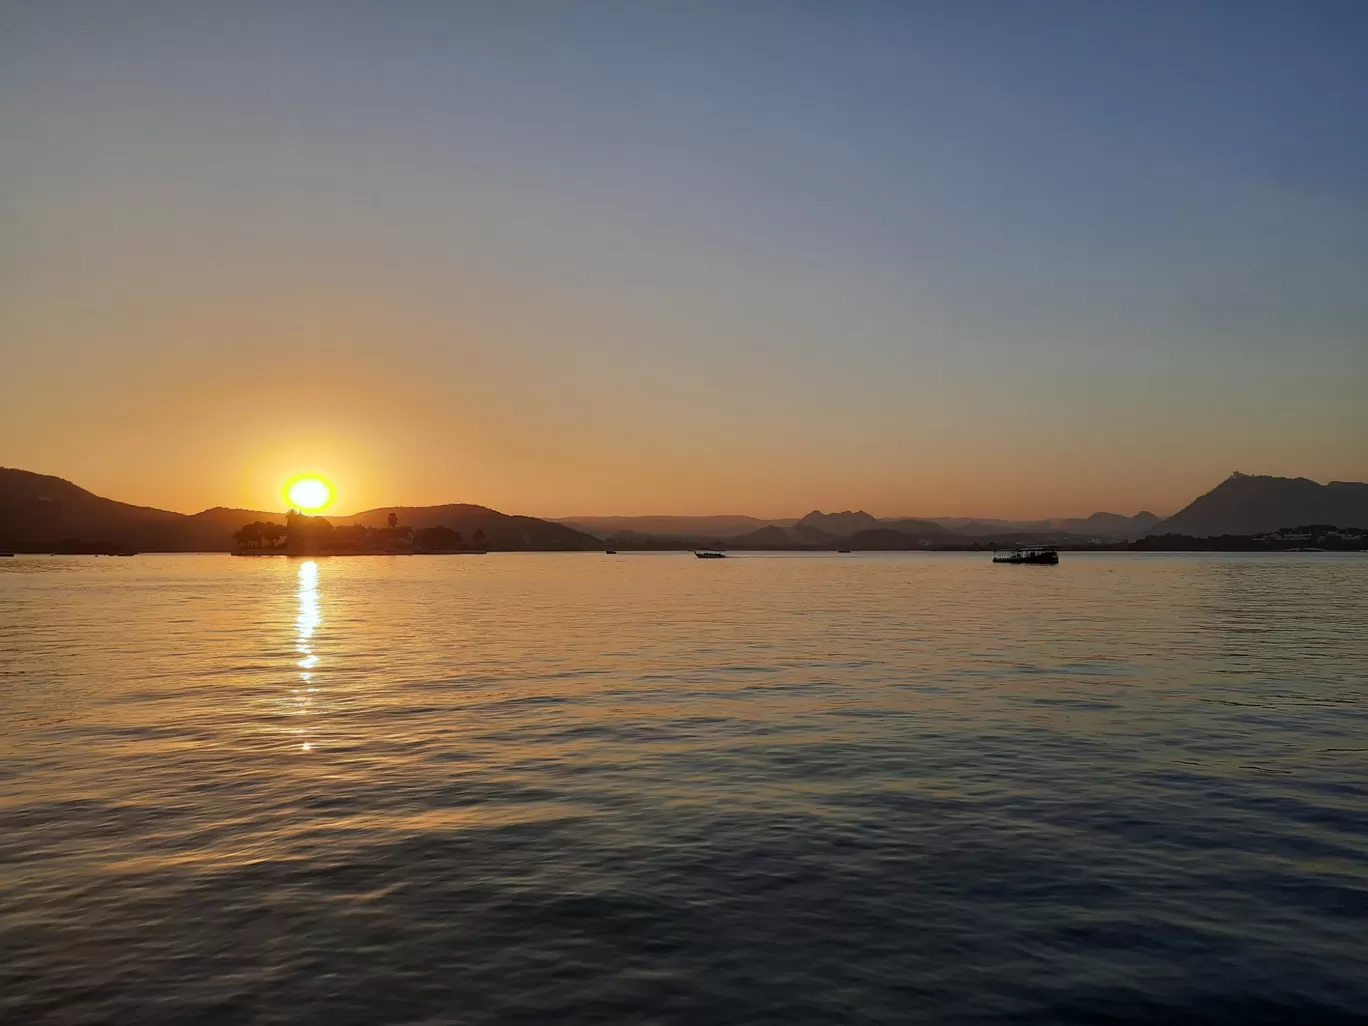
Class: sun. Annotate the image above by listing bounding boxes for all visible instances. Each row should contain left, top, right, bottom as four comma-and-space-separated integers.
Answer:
285, 475, 334, 512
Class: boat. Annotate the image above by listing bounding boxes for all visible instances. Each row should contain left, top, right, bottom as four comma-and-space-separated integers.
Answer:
605, 549, 617, 554
694, 551, 727, 559
838, 549, 851, 554
0, 551, 14, 557
992, 546, 1058, 565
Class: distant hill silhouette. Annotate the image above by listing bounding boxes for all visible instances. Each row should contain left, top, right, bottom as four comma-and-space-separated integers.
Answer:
843, 528, 941, 550
731, 525, 806, 547
797, 510, 881, 535
729, 521, 948, 549
789, 523, 838, 544
179, 506, 288, 550
559, 509, 1150, 541
884, 517, 950, 536
561, 510, 908, 545
556, 514, 794, 539
0, 468, 247, 551
1150, 473, 1368, 537
340, 505, 597, 550
938, 512, 1157, 539
725, 515, 944, 547
1060, 511, 1161, 538
1036, 511, 1160, 540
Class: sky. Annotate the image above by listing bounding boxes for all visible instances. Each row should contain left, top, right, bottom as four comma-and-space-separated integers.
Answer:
2, 1, 1365, 518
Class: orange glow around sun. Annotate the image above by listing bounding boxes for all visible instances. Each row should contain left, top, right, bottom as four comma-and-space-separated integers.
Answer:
285, 475, 334, 512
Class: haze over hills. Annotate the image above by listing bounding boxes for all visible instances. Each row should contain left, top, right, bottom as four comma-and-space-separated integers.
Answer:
939, 512, 1160, 539
556, 515, 796, 540
1149, 473, 1368, 538
3, 466, 1365, 552
718, 514, 952, 548
559, 510, 1157, 542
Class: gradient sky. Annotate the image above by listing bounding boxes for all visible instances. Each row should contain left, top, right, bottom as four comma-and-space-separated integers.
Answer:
3, 1, 1365, 518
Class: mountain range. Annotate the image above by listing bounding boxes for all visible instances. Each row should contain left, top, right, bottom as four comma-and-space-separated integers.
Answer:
2, 467, 1365, 552
560, 507, 1159, 543
560, 477, 1368, 543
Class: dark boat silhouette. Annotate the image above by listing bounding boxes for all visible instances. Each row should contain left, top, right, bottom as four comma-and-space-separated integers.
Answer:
992, 546, 1058, 565
605, 549, 617, 554
694, 551, 727, 559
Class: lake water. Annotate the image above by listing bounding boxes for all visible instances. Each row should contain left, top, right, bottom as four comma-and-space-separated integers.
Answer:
2, 552, 1366, 1024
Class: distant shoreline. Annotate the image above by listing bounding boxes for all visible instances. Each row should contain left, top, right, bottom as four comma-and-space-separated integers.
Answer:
3, 469, 1365, 556
11, 542, 1363, 557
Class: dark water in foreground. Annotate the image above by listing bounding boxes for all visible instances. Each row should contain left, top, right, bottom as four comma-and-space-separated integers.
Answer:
2, 552, 1366, 1024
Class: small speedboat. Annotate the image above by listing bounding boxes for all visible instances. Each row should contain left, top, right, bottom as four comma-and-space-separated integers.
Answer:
992, 546, 1058, 565
605, 549, 617, 554
694, 551, 727, 559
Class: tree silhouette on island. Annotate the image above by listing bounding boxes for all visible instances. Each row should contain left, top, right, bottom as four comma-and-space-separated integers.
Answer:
231, 520, 286, 549
231, 509, 482, 555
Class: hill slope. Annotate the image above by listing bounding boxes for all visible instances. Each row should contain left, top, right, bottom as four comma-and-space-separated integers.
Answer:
1048, 511, 1160, 539
341, 505, 598, 550
556, 515, 793, 539
176, 507, 286, 550
884, 517, 950, 536
1151, 473, 1368, 537
0, 467, 185, 551
797, 510, 880, 535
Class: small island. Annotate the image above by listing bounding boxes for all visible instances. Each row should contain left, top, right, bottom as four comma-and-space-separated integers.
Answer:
232, 511, 486, 556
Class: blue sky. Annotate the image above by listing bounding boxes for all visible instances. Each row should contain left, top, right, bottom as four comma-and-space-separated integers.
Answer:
2, 1, 1365, 516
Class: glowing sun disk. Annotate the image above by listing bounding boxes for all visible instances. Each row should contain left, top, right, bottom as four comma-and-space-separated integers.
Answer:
286, 476, 334, 512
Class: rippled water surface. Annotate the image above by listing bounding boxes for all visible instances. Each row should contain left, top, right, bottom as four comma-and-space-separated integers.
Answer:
2, 552, 1366, 1024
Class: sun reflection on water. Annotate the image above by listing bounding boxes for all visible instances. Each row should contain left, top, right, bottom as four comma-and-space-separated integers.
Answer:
294, 560, 320, 752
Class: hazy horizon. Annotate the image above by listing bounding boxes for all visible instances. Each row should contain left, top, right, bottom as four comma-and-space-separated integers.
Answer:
4, 3, 1366, 519
12, 458, 1187, 522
